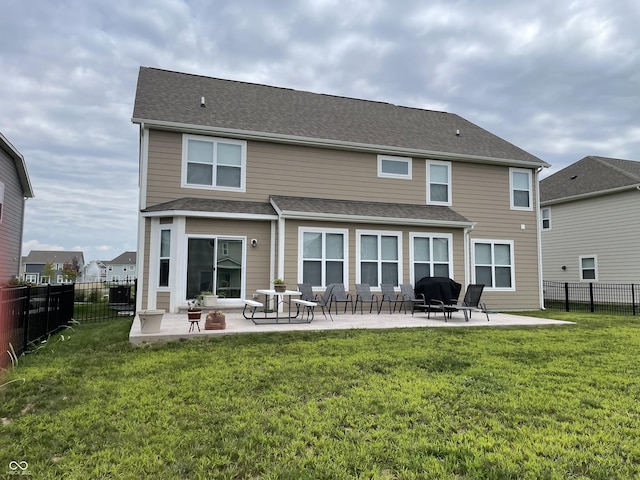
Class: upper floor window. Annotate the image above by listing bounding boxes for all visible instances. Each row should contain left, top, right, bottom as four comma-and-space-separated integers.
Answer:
510, 168, 532, 210
427, 160, 451, 205
410, 233, 453, 283
357, 230, 402, 287
580, 256, 597, 281
541, 208, 551, 230
378, 155, 412, 179
183, 134, 246, 191
472, 239, 515, 291
299, 228, 348, 287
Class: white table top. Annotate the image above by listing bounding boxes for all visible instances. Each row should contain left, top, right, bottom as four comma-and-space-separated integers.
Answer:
256, 289, 301, 296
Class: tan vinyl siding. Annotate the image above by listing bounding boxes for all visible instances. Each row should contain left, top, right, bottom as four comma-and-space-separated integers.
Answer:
145, 130, 426, 206
0, 150, 26, 283
453, 162, 541, 310
143, 128, 543, 310
542, 190, 640, 283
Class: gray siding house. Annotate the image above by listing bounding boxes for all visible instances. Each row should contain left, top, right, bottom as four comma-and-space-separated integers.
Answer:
105, 251, 137, 281
132, 67, 550, 313
0, 133, 34, 284
540, 156, 640, 283
22, 250, 85, 284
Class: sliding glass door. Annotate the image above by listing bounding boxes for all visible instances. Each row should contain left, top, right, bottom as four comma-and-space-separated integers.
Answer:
186, 237, 243, 300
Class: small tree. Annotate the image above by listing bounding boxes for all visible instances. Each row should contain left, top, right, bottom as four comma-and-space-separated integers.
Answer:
41, 262, 55, 283
62, 262, 78, 282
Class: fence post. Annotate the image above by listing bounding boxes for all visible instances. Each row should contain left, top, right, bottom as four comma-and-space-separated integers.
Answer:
564, 282, 570, 312
633, 284, 636, 316
589, 282, 594, 313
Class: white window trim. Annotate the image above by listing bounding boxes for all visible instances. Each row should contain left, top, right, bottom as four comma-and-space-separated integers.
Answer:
298, 227, 349, 289
510, 168, 533, 211
541, 207, 551, 230
181, 134, 247, 192
409, 232, 454, 284
24, 274, 38, 283
426, 160, 452, 206
377, 155, 412, 180
356, 229, 403, 288
579, 255, 598, 282
471, 239, 516, 292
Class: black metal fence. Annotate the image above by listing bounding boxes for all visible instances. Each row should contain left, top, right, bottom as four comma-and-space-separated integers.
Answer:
543, 280, 640, 315
0, 284, 75, 369
0, 280, 136, 369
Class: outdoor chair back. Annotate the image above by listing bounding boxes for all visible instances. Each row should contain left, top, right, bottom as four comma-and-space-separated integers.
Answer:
354, 284, 379, 314
398, 284, 426, 315
329, 283, 354, 314
297, 283, 315, 302
378, 283, 400, 314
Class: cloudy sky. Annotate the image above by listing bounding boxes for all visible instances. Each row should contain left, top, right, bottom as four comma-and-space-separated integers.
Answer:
1, 0, 639, 262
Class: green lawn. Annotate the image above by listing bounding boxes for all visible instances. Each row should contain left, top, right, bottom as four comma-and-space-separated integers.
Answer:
1, 312, 640, 479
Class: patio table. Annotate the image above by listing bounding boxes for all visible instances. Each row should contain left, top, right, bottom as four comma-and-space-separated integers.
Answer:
253, 289, 303, 324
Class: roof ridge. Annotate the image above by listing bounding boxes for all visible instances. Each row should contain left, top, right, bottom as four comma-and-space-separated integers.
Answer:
591, 156, 640, 182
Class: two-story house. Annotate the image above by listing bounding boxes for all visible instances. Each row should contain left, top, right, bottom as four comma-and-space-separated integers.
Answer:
540, 155, 640, 283
22, 250, 85, 284
132, 67, 549, 314
104, 251, 137, 281
0, 132, 34, 284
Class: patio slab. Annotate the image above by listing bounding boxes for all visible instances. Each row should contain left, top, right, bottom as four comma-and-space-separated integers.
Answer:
129, 309, 574, 345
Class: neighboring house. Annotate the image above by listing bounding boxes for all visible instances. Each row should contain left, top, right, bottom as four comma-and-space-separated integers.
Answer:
104, 251, 137, 281
540, 155, 640, 283
0, 132, 34, 284
132, 67, 550, 313
22, 250, 85, 284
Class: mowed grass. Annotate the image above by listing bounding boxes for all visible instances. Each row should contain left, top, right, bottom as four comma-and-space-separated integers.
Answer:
1, 312, 640, 479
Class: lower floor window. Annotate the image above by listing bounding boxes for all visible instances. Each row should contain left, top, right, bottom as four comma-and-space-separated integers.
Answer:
473, 240, 514, 290
411, 234, 452, 281
580, 256, 597, 281
300, 229, 346, 287
358, 231, 401, 287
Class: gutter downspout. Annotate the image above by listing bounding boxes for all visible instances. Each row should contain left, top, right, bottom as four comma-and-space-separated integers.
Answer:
535, 166, 545, 310
463, 224, 474, 289
136, 123, 147, 313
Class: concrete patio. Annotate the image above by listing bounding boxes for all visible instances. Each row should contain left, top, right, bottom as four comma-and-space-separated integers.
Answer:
129, 308, 574, 345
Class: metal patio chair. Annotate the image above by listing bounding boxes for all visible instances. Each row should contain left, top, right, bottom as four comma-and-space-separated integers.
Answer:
329, 283, 354, 314
354, 284, 379, 314
378, 283, 401, 314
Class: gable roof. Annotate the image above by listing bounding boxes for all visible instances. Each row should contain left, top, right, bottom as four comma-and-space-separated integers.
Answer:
0, 132, 34, 198
540, 156, 640, 205
106, 251, 137, 265
132, 67, 548, 168
23, 250, 85, 265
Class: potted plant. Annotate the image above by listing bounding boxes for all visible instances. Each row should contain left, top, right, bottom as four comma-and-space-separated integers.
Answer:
273, 278, 286, 292
199, 291, 218, 307
187, 299, 202, 320
205, 310, 226, 330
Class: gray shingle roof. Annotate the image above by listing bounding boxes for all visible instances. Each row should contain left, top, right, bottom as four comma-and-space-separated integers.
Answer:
270, 196, 471, 225
23, 250, 84, 265
106, 251, 137, 265
142, 195, 471, 226
142, 198, 277, 216
133, 67, 547, 166
540, 156, 640, 203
